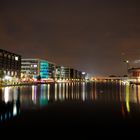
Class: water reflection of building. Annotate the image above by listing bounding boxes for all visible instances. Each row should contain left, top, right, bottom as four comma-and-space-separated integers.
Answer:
136, 85, 140, 103
47, 82, 91, 101
119, 84, 140, 116
0, 87, 20, 122
25, 83, 90, 103
1, 83, 140, 122
20, 84, 77, 108
90, 82, 140, 117
20, 85, 49, 108
94, 82, 120, 101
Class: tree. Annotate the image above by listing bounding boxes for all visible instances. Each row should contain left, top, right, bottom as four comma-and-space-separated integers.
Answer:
37, 75, 41, 81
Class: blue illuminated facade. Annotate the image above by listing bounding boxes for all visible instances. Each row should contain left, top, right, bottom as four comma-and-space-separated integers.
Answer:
40, 60, 49, 79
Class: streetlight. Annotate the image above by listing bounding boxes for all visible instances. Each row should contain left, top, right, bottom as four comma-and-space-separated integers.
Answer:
124, 60, 129, 76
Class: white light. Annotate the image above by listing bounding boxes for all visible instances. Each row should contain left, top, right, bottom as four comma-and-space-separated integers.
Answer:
55, 83, 57, 101
4, 87, 10, 103
11, 71, 14, 76
34, 65, 37, 68
15, 56, 18, 61
82, 72, 86, 75
7, 71, 10, 75
47, 84, 50, 101
13, 103, 17, 116
32, 85, 37, 104
4, 75, 12, 80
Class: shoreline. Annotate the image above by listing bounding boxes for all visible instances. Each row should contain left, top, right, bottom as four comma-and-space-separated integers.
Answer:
0, 81, 88, 87
0, 82, 55, 87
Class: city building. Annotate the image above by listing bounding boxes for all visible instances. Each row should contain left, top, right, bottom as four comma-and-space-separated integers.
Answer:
128, 67, 140, 78
55, 66, 70, 80
55, 66, 86, 82
0, 49, 21, 81
128, 68, 140, 84
48, 62, 56, 79
0, 50, 88, 84
21, 58, 56, 81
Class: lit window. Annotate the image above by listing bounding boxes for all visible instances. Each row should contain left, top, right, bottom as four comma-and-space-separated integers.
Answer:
8, 55, 11, 59
82, 72, 86, 75
34, 65, 37, 67
11, 71, 14, 76
7, 71, 10, 75
15, 56, 18, 61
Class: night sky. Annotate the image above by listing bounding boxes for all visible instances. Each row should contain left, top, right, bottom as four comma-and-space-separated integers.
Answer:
0, 0, 140, 76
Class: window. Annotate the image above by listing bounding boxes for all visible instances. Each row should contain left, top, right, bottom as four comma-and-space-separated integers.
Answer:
15, 56, 19, 61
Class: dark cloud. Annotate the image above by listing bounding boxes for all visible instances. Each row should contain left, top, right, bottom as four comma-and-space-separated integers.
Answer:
1, 0, 140, 76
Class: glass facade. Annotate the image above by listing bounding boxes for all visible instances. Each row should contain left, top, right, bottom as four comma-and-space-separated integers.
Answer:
55, 66, 85, 81
21, 59, 56, 80
21, 59, 39, 79
21, 59, 86, 81
40, 61, 49, 79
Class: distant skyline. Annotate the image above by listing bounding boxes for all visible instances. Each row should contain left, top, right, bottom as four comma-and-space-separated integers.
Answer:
0, 0, 140, 76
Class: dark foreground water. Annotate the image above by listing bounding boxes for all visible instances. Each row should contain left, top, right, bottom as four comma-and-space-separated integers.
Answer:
0, 82, 140, 136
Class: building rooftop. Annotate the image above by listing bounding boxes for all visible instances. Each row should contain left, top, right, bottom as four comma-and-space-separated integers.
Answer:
21, 58, 56, 65
0, 49, 21, 56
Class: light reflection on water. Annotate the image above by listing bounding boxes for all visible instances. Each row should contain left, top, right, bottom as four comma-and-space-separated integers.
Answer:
0, 82, 140, 123
0, 87, 20, 122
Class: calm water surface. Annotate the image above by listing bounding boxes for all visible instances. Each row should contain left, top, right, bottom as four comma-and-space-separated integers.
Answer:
0, 82, 140, 134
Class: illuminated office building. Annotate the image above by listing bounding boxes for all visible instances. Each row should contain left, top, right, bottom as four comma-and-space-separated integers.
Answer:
55, 66, 71, 80
21, 58, 56, 80
48, 62, 56, 79
55, 66, 86, 81
21, 59, 86, 81
0, 49, 21, 79
70, 68, 86, 81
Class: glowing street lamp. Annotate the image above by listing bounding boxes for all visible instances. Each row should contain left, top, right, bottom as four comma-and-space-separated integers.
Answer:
124, 60, 130, 75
